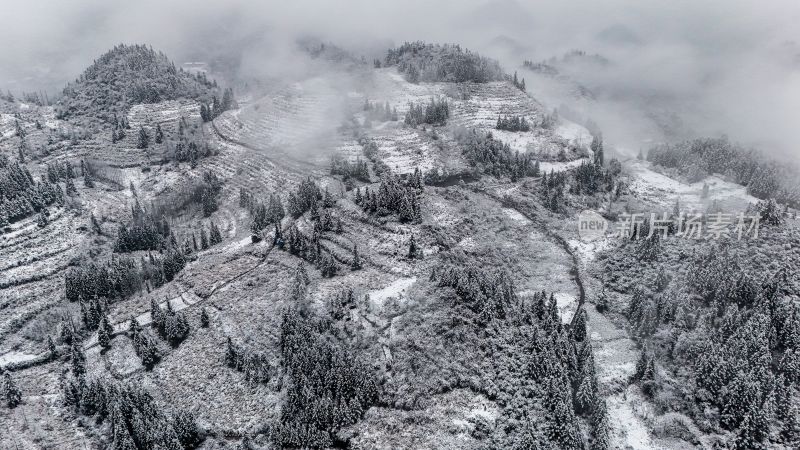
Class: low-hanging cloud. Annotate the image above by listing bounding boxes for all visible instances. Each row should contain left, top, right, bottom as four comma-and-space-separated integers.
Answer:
1, 0, 798, 157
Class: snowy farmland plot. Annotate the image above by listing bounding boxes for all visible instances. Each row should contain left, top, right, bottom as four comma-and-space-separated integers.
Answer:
2, 8, 800, 450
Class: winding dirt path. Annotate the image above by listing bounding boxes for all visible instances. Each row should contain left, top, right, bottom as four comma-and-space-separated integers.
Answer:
478, 187, 663, 449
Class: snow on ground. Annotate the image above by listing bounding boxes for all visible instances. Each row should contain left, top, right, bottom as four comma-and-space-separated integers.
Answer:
539, 157, 590, 173
502, 207, 532, 224
490, 128, 541, 153
457, 236, 479, 252
368, 277, 417, 309
554, 119, 593, 151
568, 238, 613, 263
607, 387, 661, 450
372, 126, 438, 175
553, 292, 577, 323
586, 299, 659, 449
127, 100, 200, 129
627, 160, 759, 213
372, 69, 449, 113
428, 199, 462, 227
0, 351, 39, 368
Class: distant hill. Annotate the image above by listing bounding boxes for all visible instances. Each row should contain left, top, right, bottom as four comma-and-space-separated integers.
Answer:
55, 44, 218, 123
384, 42, 505, 83
596, 24, 643, 46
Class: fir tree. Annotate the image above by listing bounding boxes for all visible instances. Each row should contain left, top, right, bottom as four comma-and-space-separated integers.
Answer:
200, 228, 209, 250
732, 403, 768, 449
546, 376, 584, 449
267, 194, 285, 224
591, 133, 604, 166
60, 319, 75, 345
590, 398, 610, 450
66, 177, 78, 196
173, 410, 201, 448
2, 372, 22, 408
351, 245, 362, 270
200, 307, 210, 328
595, 288, 609, 313
407, 234, 419, 259
319, 251, 338, 278
47, 336, 58, 360
71, 342, 86, 378
37, 209, 48, 228
209, 221, 222, 245
137, 126, 150, 149
98, 314, 113, 351
225, 337, 238, 368
90, 212, 102, 234
571, 307, 588, 342
134, 330, 161, 369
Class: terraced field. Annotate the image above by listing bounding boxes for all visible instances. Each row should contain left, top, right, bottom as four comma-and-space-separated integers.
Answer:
0, 61, 679, 450
0, 209, 80, 353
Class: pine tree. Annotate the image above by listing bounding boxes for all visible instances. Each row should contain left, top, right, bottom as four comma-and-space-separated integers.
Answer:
200, 228, 209, 250
71, 342, 86, 378
135, 331, 160, 369
575, 370, 596, 414
209, 222, 222, 245
212, 96, 221, 118
90, 212, 102, 234
590, 398, 610, 450
129, 315, 142, 339
296, 261, 310, 286
173, 410, 201, 448
154, 123, 164, 144
591, 134, 604, 166
732, 403, 768, 449
291, 263, 309, 308
780, 386, 800, 443
201, 188, 217, 217
319, 251, 338, 278
547, 293, 560, 328
595, 288, 609, 313
98, 314, 113, 351
47, 336, 57, 360
546, 376, 584, 449
632, 350, 649, 382
137, 126, 150, 149
571, 307, 588, 342
351, 245, 362, 270
407, 235, 418, 259
267, 194, 285, 224
37, 209, 48, 228
66, 177, 78, 196
200, 308, 210, 328
60, 319, 75, 345
225, 337, 238, 367
273, 223, 283, 247
2, 372, 22, 408
779, 349, 799, 384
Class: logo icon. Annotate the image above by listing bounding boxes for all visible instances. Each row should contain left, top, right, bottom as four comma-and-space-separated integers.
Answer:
578, 210, 608, 242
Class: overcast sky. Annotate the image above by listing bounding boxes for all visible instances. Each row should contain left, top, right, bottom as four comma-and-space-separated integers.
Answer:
2, 0, 798, 156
